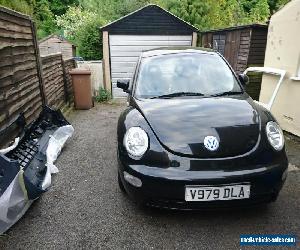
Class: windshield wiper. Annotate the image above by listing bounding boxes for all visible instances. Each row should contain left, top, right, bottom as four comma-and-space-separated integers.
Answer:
150, 92, 204, 99
209, 91, 243, 97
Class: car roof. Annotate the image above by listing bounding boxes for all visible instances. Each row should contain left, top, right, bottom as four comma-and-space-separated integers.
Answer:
141, 47, 216, 58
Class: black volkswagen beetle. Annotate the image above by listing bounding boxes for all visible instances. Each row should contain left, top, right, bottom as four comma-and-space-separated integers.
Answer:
116, 47, 288, 209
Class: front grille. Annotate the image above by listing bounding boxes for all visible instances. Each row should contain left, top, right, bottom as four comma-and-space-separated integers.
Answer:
10, 140, 38, 169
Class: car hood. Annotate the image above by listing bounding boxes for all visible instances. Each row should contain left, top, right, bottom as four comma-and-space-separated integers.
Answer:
134, 96, 260, 158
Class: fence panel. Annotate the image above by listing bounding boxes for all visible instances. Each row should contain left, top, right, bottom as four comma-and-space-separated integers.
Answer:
41, 53, 65, 109
0, 7, 77, 148
64, 58, 77, 103
0, 7, 44, 147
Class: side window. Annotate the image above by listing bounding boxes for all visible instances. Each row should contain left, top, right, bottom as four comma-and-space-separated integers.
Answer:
213, 34, 226, 55
131, 56, 142, 92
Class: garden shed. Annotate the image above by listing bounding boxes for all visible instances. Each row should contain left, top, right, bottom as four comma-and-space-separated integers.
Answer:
201, 24, 268, 100
260, 0, 300, 136
39, 34, 76, 59
101, 4, 198, 98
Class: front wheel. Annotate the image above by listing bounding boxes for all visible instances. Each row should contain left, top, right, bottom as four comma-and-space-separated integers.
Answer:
270, 192, 279, 202
118, 171, 126, 193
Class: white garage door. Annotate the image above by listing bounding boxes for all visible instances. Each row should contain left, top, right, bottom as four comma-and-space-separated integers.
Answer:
109, 35, 192, 98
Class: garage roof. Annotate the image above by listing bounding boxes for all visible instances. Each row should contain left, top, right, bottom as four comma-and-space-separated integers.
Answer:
101, 4, 198, 35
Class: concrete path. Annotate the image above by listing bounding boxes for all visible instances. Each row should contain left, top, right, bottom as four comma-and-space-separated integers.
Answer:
0, 103, 299, 249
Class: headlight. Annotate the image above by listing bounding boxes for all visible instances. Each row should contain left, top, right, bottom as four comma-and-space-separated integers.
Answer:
124, 127, 149, 158
266, 121, 284, 151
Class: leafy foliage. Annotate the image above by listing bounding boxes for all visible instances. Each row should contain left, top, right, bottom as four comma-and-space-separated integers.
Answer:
56, 6, 97, 40
48, 0, 79, 16
34, 0, 57, 38
0, 0, 34, 15
95, 87, 112, 102
268, 0, 290, 14
79, 0, 149, 21
248, 0, 270, 23
76, 20, 104, 60
56, 6, 105, 59
155, 0, 273, 30
0, 0, 291, 59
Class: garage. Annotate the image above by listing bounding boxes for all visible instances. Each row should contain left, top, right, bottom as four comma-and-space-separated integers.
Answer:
101, 4, 198, 98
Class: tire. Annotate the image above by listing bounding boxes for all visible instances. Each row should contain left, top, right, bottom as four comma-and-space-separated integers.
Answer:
118, 171, 126, 193
270, 192, 279, 202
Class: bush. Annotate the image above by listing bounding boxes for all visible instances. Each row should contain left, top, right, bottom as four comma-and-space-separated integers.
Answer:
77, 20, 103, 60
95, 87, 111, 102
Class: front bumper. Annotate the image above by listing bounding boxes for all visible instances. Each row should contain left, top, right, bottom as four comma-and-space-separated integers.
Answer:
118, 157, 288, 210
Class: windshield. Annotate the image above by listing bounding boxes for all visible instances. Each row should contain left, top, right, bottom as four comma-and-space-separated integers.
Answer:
134, 53, 242, 98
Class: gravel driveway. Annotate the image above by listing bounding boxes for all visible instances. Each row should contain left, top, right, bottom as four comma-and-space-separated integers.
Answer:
0, 103, 299, 249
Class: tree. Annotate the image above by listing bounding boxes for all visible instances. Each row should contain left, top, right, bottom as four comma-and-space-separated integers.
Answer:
79, 0, 120, 21
79, 0, 149, 21
240, 0, 270, 23
267, 0, 290, 14
159, 0, 213, 30
1, 0, 290, 59
56, 6, 105, 59
56, 6, 96, 40
154, 0, 247, 31
248, 0, 270, 23
111, 0, 149, 18
0, 0, 34, 15
48, 0, 79, 16
77, 20, 104, 60
34, 0, 57, 38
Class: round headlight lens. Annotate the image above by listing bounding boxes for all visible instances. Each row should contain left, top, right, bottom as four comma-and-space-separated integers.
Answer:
266, 121, 284, 151
124, 127, 148, 158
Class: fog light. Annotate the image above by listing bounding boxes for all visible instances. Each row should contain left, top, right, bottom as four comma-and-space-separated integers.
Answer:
282, 169, 288, 181
124, 171, 142, 187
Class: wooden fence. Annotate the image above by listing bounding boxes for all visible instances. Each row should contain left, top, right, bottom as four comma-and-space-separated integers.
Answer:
64, 58, 76, 103
41, 53, 74, 109
0, 7, 76, 148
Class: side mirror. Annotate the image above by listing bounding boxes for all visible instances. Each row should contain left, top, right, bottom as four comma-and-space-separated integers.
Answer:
238, 73, 249, 86
117, 79, 130, 93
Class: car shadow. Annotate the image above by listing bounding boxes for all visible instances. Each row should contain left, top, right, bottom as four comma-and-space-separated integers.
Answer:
139, 202, 271, 219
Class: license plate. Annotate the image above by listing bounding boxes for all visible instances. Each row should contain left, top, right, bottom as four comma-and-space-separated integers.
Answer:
185, 184, 250, 201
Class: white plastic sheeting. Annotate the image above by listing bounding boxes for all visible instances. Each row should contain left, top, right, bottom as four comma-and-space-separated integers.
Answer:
0, 125, 74, 234
42, 125, 74, 190
0, 171, 32, 234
